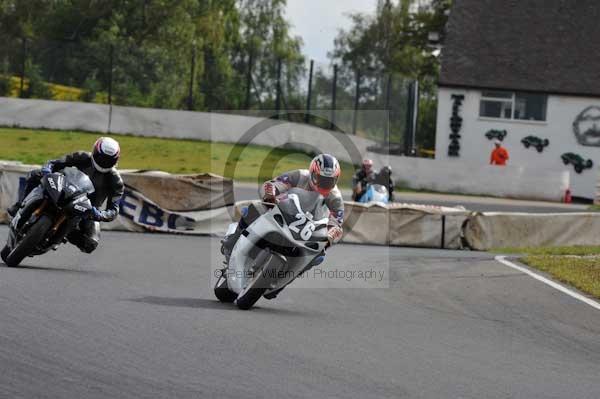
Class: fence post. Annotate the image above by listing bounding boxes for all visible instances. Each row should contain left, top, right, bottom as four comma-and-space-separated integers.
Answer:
19, 38, 26, 98
245, 50, 254, 109
384, 74, 392, 144
413, 80, 420, 152
107, 44, 114, 105
404, 80, 419, 155
330, 64, 338, 130
305, 59, 314, 124
187, 44, 196, 110
352, 69, 361, 135
275, 58, 282, 118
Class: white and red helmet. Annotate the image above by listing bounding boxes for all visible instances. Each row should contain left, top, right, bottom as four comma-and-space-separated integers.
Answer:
309, 154, 341, 196
92, 137, 120, 172
362, 159, 374, 173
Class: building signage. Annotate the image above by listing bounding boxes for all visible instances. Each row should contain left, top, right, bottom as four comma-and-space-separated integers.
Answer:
448, 94, 464, 157
573, 106, 600, 146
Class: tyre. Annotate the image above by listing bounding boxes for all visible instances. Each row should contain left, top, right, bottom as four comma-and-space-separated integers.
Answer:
575, 165, 583, 174
536, 145, 543, 153
543, 139, 549, 146
4, 215, 52, 267
214, 271, 237, 303
524, 142, 530, 148
235, 248, 284, 310
562, 158, 569, 165
236, 286, 267, 310
586, 160, 593, 168
236, 259, 269, 310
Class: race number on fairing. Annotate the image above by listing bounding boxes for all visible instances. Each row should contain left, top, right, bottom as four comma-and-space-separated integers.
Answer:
286, 193, 328, 240
289, 212, 316, 240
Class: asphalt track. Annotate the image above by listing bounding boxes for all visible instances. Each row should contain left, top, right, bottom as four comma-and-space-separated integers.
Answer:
1, 226, 599, 399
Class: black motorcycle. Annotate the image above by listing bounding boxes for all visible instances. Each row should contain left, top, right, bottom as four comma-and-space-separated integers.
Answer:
1, 167, 95, 267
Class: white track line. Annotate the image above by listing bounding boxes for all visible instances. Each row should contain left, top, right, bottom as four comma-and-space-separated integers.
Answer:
495, 255, 600, 311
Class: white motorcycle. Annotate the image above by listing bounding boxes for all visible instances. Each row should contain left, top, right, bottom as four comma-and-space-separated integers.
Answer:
357, 183, 390, 205
215, 188, 330, 310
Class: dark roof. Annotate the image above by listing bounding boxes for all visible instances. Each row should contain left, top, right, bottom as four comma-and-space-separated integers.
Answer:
439, 0, 600, 97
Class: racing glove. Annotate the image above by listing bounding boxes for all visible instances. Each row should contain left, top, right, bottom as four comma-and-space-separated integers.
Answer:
262, 182, 277, 203
327, 225, 343, 246
90, 207, 109, 222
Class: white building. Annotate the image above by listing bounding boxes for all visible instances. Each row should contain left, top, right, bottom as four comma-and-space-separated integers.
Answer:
434, 0, 600, 199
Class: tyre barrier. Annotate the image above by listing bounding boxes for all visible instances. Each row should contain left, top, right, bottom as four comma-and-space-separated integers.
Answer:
2, 161, 599, 250
464, 212, 600, 250
343, 202, 470, 249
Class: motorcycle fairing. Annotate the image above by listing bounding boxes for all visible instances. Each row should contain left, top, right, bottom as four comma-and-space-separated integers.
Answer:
228, 204, 328, 295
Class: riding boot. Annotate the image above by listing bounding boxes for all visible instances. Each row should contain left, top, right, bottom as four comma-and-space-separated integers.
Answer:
7, 170, 43, 217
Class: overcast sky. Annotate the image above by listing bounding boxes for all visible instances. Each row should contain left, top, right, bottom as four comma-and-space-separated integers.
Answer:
285, 0, 378, 64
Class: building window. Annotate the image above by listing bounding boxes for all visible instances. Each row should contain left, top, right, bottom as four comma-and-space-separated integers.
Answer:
479, 90, 547, 121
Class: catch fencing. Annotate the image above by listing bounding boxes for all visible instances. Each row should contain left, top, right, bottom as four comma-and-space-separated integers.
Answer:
0, 39, 420, 151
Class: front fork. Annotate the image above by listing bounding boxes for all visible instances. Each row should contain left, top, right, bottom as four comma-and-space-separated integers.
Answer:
8, 199, 47, 248
11, 200, 70, 249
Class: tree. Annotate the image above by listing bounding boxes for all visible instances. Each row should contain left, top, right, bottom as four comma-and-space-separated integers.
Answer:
235, 0, 305, 110
0, 0, 305, 112
329, 0, 451, 148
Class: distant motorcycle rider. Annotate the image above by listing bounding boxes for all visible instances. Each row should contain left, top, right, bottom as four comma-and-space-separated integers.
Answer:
352, 159, 375, 201
221, 153, 344, 299
373, 165, 394, 202
7, 137, 124, 254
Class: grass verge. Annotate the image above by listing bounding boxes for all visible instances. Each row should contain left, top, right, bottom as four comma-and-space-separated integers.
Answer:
0, 127, 356, 187
493, 246, 600, 299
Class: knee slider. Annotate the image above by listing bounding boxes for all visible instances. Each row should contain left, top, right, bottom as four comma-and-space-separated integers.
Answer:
80, 237, 99, 254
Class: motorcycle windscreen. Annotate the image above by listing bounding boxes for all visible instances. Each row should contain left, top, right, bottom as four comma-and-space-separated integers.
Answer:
42, 173, 65, 204
61, 167, 95, 199
368, 184, 389, 203
277, 188, 329, 242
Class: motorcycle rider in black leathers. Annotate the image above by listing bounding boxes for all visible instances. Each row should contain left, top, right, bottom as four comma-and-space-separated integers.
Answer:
373, 165, 394, 202
7, 137, 124, 254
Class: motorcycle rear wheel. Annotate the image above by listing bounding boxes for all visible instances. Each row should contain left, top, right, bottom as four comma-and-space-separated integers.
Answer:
4, 215, 53, 267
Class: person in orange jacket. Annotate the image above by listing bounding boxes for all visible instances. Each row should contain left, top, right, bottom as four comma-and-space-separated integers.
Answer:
490, 139, 509, 166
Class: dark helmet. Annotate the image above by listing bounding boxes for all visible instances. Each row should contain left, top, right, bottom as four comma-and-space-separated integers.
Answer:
309, 154, 341, 196
92, 137, 120, 172
380, 165, 392, 176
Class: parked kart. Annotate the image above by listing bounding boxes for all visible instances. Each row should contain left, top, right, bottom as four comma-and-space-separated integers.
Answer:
215, 188, 329, 310
521, 135, 549, 152
485, 129, 507, 141
561, 152, 593, 174
357, 184, 390, 205
1, 167, 95, 267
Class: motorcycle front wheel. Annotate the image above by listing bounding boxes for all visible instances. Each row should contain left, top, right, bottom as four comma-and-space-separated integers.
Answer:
1, 245, 10, 264
236, 286, 267, 310
4, 215, 53, 267
214, 269, 238, 303
236, 249, 285, 310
